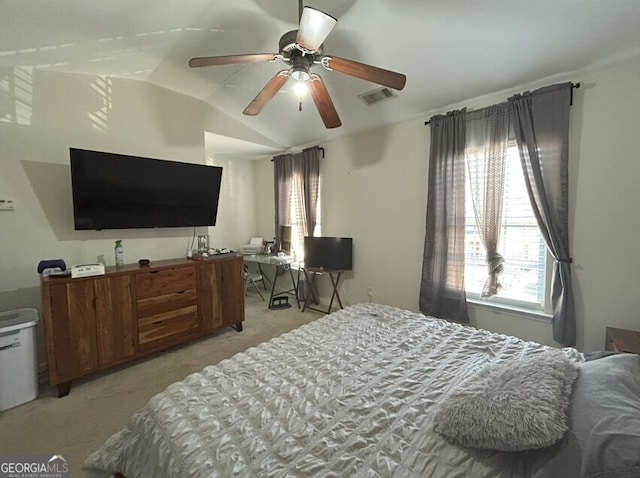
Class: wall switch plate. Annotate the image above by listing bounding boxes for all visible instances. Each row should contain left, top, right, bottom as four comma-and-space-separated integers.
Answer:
0, 199, 15, 211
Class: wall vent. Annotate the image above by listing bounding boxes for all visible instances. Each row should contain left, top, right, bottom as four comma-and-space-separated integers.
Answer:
358, 87, 397, 106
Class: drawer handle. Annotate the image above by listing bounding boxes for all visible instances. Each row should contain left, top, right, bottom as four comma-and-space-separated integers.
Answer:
152, 320, 162, 325
177, 290, 186, 294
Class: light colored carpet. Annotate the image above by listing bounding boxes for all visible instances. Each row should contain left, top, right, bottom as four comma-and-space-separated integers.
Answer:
0, 292, 324, 476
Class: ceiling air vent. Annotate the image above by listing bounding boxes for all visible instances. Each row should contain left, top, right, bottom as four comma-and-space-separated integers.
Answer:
358, 87, 397, 106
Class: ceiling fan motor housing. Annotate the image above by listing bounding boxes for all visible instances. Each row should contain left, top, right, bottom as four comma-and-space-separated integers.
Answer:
279, 30, 324, 60
279, 30, 298, 57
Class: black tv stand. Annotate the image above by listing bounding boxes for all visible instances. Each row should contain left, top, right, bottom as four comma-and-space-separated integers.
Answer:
301, 267, 344, 314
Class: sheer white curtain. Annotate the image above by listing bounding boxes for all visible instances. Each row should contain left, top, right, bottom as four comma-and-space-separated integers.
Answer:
465, 104, 510, 298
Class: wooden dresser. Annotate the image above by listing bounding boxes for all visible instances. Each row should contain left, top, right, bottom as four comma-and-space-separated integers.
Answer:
605, 327, 640, 354
41, 255, 244, 397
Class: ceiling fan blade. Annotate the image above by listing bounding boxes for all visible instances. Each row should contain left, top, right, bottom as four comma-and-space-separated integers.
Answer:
308, 74, 341, 129
189, 53, 277, 68
243, 70, 290, 116
323, 56, 407, 90
295, 7, 337, 52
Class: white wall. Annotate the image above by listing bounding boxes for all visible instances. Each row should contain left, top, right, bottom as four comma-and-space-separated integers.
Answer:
207, 153, 258, 249
316, 120, 429, 308
0, 68, 255, 315
569, 59, 640, 351
254, 159, 276, 241
254, 57, 640, 352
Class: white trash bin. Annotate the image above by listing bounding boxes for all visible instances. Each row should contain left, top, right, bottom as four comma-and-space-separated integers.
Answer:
0, 308, 39, 411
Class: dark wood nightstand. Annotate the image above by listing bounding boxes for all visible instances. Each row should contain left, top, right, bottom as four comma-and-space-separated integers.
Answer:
605, 327, 640, 354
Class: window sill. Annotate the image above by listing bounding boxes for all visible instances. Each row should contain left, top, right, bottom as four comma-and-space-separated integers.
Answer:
467, 297, 552, 324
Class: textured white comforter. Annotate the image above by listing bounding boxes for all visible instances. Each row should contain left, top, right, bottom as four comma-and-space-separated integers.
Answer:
84, 303, 581, 477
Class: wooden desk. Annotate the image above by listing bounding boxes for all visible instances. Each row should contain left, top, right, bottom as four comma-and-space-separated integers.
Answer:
605, 327, 640, 354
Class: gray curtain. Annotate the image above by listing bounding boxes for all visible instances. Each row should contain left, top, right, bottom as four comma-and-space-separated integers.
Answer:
273, 147, 321, 252
466, 105, 510, 298
419, 109, 470, 323
509, 82, 576, 346
273, 153, 293, 249
300, 146, 321, 237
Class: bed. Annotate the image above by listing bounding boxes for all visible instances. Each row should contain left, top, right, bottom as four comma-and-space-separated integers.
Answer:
84, 303, 640, 477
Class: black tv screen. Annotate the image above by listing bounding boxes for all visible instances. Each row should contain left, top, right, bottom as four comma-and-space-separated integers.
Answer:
304, 236, 353, 271
69, 148, 223, 230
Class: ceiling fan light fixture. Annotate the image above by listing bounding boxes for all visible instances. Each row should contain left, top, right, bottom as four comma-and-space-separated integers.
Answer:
290, 67, 310, 82
293, 80, 309, 98
290, 54, 311, 82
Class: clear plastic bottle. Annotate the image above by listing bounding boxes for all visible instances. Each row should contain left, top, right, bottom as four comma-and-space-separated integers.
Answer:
115, 240, 124, 267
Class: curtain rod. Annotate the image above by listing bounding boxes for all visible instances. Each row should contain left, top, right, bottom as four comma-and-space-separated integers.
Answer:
423, 82, 581, 126
271, 146, 325, 161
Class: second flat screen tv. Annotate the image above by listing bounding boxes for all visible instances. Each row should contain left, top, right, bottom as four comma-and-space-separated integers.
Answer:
304, 236, 353, 271
70, 148, 223, 230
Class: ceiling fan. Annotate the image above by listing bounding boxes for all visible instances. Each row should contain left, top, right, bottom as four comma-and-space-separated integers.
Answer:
188, 1, 406, 129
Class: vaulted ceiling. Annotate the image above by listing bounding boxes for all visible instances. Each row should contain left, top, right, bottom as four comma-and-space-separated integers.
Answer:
3, 0, 640, 156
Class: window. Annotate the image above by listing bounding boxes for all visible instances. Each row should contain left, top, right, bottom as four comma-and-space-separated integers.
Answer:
464, 144, 549, 311
287, 177, 321, 260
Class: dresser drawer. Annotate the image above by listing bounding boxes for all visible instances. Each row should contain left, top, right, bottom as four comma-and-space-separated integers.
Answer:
136, 267, 196, 299
135, 266, 200, 350
136, 289, 198, 318
138, 305, 199, 348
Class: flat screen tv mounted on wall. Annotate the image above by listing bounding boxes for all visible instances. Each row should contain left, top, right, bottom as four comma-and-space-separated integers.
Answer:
69, 148, 223, 230
304, 236, 353, 271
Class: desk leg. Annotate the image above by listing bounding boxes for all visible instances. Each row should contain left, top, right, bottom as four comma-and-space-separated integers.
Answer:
302, 269, 310, 312
327, 271, 343, 312
258, 264, 271, 289
288, 265, 300, 308
268, 266, 279, 309
303, 270, 328, 312
306, 270, 320, 304
302, 269, 318, 312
